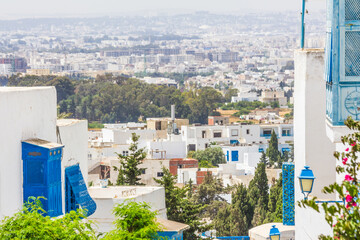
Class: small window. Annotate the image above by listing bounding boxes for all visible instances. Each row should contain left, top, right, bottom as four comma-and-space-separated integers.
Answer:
231, 129, 239, 136
202, 131, 206, 138
178, 164, 183, 169
282, 129, 291, 136
141, 169, 146, 174
214, 132, 222, 138
122, 151, 129, 157
263, 129, 272, 136
157, 172, 164, 177
188, 144, 196, 152
155, 121, 162, 130
246, 129, 250, 135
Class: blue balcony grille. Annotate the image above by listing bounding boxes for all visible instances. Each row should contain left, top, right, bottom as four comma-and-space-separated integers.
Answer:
282, 162, 295, 226
345, 31, 360, 76
345, 0, 360, 21
65, 164, 96, 216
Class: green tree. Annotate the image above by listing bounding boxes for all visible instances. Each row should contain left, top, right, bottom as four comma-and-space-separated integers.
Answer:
114, 133, 146, 185
193, 173, 225, 206
154, 167, 207, 240
266, 130, 281, 167
104, 201, 162, 240
214, 184, 252, 237
0, 197, 97, 240
190, 147, 226, 167
248, 162, 269, 213
265, 175, 283, 223
260, 152, 268, 166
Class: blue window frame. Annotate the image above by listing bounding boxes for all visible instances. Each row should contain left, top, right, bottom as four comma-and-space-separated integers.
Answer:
259, 148, 264, 153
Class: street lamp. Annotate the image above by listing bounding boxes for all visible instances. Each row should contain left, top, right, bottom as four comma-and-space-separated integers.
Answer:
269, 225, 280, 240
298, 166, 315, 199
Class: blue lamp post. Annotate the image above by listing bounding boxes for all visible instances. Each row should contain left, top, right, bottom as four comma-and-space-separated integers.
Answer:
298, 166, 315, 199
269, 225, 280, 240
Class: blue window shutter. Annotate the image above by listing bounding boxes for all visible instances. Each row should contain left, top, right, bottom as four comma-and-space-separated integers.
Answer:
65, 164, 97, 216
231, 151, 239, 162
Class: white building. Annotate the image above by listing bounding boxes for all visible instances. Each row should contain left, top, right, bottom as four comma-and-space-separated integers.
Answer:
0, 87, 95, 220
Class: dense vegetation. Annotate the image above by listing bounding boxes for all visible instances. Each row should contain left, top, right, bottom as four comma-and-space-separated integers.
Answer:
7, 74, 224, 124
0, 197, 166, 240
188, 146, 226, 168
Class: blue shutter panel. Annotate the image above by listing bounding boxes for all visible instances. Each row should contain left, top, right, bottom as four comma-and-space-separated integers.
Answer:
65, 164, 97, 216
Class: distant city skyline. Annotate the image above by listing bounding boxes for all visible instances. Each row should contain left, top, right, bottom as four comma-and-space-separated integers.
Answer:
0, 0, 325, 19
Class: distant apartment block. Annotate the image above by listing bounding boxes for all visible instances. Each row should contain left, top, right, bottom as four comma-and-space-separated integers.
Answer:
259, 90, 287, 106
0, 57, 27, 72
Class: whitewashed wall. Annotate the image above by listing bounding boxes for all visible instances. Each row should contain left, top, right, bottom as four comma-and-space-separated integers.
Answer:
0, 87, 57, 219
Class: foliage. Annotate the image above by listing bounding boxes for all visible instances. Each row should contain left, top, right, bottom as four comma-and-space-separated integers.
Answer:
8, 74, 225, 124
104, 201, 162, 240
266, 130, 282, 168
248, 162, 269, 211
214, 184, 252, 237
299, 117, 360, 240
193, 173, 225, 206
114, 133, 146, 185
265, 175, 283, 223
189, 147, 226, 167
0, 197, 97, 240
154, 167, 207, 240
221, 101, 268, 111
88, 122, 104, 129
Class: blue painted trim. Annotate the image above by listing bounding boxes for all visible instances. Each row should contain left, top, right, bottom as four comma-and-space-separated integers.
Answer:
301, 0, 306, 48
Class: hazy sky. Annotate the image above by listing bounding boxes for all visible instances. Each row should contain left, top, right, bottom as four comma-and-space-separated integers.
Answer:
0, 0, 325, 18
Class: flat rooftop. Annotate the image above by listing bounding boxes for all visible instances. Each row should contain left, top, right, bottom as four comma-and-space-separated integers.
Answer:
88, 186, 164, 199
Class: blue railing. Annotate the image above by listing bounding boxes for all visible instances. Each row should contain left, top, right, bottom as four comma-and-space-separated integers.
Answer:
217, 237, 249, 240
282, 133, 293, 137
260, 134, 271, 138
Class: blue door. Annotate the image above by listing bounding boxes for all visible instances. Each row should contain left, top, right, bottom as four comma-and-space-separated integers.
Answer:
231, 151, 239, 162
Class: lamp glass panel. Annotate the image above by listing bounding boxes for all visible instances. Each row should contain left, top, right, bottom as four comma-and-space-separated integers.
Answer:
270, 235, 280, 240
301, 178, 314, 192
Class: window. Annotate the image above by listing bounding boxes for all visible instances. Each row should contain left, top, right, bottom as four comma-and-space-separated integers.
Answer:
88, 153, 92, 160
188, 144, 196, 152
214, 132, 222, 138
205, 143, 208, 148
282, 129, 291, 136
157, 172, 164, 177
231, 129, 239, 136
100, 165, 110, 179
141, 169, 146, 174
202, 131, 206, 138
122, 151, 129, 156
263, 129, 272, 135
246, 129, 250, 135
155, 121, 162, 130
178, 164, 183, 169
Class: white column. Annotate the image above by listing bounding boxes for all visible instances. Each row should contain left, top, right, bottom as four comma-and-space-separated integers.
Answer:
294, 49, 335, 239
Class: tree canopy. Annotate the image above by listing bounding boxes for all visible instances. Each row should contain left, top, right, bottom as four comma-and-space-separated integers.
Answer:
8, 74, 225, 124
